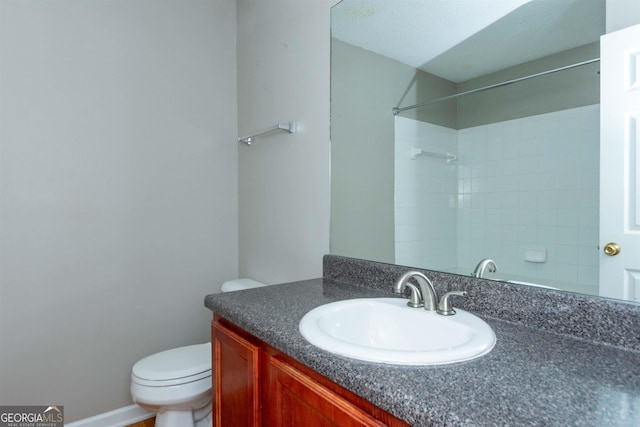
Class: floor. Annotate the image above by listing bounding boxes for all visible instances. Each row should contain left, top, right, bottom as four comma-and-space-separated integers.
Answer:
125, 417, 155, 427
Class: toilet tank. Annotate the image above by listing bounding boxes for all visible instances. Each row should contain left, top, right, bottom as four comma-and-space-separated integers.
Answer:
220, 278, 268, 292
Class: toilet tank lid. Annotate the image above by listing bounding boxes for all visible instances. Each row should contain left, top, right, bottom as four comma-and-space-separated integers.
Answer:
132, 343, 211, 381
221, 278, 268, 292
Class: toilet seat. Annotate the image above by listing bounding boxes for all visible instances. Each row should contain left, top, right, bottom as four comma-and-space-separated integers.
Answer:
132, 369, 211, 387
132, 343, 211, 387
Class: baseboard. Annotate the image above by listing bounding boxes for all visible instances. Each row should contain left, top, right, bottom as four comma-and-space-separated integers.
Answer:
66, 404, 154, 427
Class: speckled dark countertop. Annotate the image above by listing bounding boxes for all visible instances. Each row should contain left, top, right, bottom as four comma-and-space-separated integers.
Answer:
205, 257, 640, 426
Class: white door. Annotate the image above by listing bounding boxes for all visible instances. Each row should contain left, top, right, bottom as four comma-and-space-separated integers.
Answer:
599, 23, 640, 301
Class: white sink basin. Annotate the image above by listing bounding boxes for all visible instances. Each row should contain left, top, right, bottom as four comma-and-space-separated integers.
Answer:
299, 298, 496, 365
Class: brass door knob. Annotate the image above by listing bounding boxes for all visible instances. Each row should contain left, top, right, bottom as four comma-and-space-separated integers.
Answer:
603, 242, 621, 256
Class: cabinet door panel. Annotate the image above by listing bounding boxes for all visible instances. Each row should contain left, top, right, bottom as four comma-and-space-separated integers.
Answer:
212, 321, 261, 427
266, 355, 386, 427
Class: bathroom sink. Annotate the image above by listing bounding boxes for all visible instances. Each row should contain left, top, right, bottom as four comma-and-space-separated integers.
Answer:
299, 298, 496, 365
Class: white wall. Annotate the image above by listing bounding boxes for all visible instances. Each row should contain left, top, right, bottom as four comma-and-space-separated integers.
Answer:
237, 0, 331, 284
0, 0, 238, 422
606, 0, 640, 32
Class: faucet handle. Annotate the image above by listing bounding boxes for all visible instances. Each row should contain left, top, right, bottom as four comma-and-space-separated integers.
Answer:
437, 291, 467, 316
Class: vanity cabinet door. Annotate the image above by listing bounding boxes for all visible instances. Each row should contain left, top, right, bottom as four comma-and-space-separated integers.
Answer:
265, 354, 386, 427
212, 321, 261, 427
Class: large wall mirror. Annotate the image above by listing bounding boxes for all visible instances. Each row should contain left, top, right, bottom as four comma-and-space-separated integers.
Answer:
330, 0, 640, 301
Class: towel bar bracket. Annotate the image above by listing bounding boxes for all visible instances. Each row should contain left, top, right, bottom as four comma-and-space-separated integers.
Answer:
239, 121, 296, 145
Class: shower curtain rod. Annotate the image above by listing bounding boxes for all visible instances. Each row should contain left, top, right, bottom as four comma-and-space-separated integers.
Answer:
392, 58, 600, 116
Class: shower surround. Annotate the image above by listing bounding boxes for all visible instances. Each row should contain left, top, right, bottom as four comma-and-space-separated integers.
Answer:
394, 104, 599, 294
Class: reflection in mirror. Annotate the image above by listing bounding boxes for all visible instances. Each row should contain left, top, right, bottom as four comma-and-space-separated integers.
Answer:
329, 0, 639, 299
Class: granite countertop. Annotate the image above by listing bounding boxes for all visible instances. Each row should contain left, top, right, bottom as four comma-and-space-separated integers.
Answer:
205, 278, 640, 427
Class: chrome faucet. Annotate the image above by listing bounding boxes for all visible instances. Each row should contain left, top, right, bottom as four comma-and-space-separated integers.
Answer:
393, 271, 438, 311
472, 258, 497, 278
394, 271, 468, 315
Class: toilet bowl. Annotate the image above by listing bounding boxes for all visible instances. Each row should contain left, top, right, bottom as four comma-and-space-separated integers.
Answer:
131, 343, 212, 427
131, 278, 268, 427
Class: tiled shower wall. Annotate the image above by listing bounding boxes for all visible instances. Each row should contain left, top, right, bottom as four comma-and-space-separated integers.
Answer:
394, 116, 457, 270
395, 105, 600, 293
457, 105, 600, 292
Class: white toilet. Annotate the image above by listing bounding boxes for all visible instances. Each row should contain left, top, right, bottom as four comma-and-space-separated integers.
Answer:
130, 278, 268, 427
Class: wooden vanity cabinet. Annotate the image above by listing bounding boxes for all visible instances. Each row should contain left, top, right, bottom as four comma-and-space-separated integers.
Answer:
212, 320, 261, 427
211, 318, 410, 427
265, 354, 386, 426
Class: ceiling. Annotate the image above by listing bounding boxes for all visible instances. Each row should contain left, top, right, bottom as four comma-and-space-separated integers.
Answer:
331, 0, 605, 83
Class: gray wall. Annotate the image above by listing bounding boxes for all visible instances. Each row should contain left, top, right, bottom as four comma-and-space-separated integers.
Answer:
0, 0, 238, 421
457, 42, 601, 129
330, 39, 457, 264
237, 0, 332, 284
